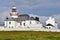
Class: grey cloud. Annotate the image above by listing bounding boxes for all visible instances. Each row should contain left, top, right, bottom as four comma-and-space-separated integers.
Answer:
0, 0, 60, 10
13, 0, 60, 11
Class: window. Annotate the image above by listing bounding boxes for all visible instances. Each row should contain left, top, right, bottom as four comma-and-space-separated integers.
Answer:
12, 9, 16, 12
12, 26, 13, 28
20, 22, 22, 25
27, 26, 30, 28
4, 26, 6, 28
30, 21, 31, 24
24, 23, 25, 26
9, 26, 10, 28
49, 27, 51, 29
37, 22, 39, 24
9, 22, 11, 24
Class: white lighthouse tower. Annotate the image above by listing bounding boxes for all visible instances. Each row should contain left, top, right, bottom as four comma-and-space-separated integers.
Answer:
10, 5, 19, 18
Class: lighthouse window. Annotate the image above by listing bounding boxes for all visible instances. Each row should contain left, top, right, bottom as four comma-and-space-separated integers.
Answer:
9, 22, 11, 24
12, 9, 16, 12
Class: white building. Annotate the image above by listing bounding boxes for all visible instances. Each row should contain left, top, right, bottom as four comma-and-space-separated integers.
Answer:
4, 5, 42, 30
0, 5, 58, 31
45, 17, 57, 29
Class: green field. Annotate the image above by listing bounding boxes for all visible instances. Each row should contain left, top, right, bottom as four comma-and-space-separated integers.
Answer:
0, 31, 60, 40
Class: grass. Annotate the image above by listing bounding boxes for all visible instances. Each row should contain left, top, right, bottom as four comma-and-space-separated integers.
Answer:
0, 31, 60, 40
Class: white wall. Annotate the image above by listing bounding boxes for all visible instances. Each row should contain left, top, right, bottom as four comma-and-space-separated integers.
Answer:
11, 16, 18, 18
5, 20, 41, 29
46, 17, 56, 26
16, 20, 40, 28
22, 20, 39, 26
46, 17, 58, 29
25, 20, 37, 26
46, 26, 55, 29
5, 21, 16, 28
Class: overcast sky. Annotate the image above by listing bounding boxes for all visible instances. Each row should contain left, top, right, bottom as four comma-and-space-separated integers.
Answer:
0, 0, 60, 16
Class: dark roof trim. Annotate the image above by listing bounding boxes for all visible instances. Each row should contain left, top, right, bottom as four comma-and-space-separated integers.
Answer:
46, 24, 54, 27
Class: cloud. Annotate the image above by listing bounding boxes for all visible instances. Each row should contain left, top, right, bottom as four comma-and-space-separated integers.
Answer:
0, 10, 9, 22
12, 0, 60, 16
15, 0, 60, 9
53, 14, 60, 23
0, 0, 60, 16
51, 14, 60, 28
2, 0, 59, 10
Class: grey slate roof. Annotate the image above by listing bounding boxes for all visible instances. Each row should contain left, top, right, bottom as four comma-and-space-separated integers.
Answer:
5, 14, 35, 21
5, 17, 18, 21
18, 14, 29, 17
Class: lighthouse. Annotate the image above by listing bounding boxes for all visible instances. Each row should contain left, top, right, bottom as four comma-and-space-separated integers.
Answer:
10, 5, 19, 18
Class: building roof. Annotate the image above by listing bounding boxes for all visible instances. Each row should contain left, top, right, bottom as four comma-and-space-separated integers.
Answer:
5, 17, 18, 21
18, 14, 29, 17
5, 14, 35, 21
46, 24, 54, 27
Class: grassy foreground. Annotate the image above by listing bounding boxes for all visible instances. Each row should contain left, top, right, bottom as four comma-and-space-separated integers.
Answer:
0, 31, 60, 40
